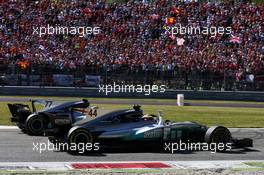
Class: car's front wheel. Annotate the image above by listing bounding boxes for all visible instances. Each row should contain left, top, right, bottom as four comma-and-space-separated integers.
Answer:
67, 128, 93, 154
25, 114, 45, 136
204, 126, 232, 152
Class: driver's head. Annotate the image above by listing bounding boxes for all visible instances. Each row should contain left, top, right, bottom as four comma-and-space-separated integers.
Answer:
142, 114, 151, 118
142, 114, 154, 120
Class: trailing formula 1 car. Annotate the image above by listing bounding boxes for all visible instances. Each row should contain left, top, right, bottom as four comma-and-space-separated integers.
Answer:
47, 105, 253, 153
8, 99, 96, 136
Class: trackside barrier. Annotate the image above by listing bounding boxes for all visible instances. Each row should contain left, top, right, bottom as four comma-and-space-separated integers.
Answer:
1, 86, 264, 101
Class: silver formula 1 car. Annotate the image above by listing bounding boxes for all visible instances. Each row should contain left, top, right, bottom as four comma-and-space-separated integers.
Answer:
47, 105, 253, 153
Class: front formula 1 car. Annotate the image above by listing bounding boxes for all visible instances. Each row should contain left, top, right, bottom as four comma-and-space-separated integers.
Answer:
48, 105, 253, 153
8, 99, 92, 136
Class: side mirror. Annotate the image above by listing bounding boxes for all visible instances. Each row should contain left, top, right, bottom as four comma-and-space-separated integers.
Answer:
158, 110, 163, 117
157, 110, 163, 125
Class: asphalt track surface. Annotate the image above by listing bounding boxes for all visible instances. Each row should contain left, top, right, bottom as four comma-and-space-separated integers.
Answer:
0, 128, 263, 162
1, 97, 263, 162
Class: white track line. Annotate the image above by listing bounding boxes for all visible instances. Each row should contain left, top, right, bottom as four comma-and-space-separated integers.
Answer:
0, 126, 18, 130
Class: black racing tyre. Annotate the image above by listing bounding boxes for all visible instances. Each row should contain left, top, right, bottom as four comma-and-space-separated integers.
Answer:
25, 114, 45, 136
67, 128, 93, 154
204, 126, 232, 152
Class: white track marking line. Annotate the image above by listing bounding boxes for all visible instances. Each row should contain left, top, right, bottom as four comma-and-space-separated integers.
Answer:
0, 126, 18, 130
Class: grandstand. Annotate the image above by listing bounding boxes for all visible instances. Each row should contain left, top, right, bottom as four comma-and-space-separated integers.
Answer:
0, 0, 263, 90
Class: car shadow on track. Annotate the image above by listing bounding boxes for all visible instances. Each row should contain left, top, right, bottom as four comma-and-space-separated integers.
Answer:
218, 148, 260, 154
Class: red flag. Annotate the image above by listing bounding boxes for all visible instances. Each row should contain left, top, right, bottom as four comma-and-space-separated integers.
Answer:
171, 6, 180, 15
81, 8, 92, 17
166, 17, 176, 25
17, 60, 29, 70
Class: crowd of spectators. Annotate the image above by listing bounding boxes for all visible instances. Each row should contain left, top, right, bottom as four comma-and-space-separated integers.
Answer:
0, 0, 264, 89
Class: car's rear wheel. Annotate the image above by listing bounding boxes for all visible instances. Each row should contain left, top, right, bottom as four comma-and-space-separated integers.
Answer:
67, 128, 93, 154
25, 114, 45, 136
204, 126, 232, 152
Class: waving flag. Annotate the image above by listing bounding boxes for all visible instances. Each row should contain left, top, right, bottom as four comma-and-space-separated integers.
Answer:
166, 17, 176, 25
17, 60, 29, 70
171, 6, 180, 15
230, 35, 241, 44
177, 38, 185, 46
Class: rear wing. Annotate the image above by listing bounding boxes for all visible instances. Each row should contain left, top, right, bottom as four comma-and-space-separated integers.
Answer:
8, 103, 31, 122
30, 99, 53, 112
